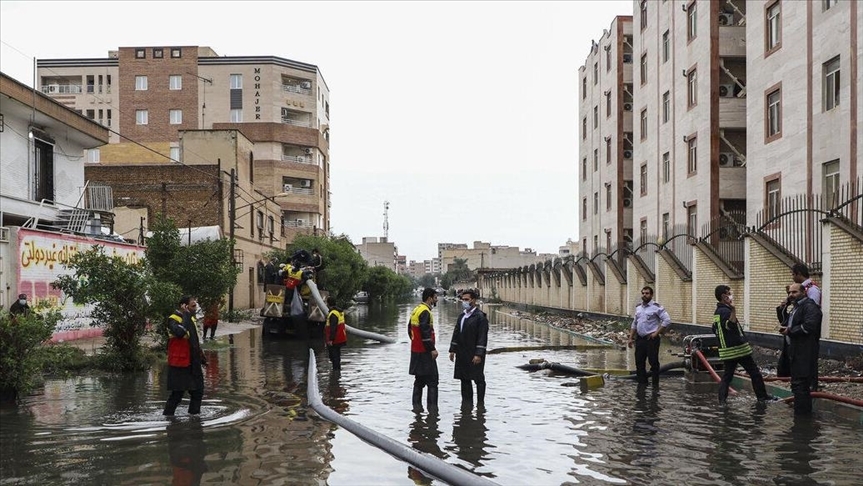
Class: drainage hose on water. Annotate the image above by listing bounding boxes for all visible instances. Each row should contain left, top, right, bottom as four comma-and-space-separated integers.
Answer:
517, 361, 595, 377
305, 280, 396, 344
693, 350, 738, 396
306, 349, 501, 486
780, 392, 863, 408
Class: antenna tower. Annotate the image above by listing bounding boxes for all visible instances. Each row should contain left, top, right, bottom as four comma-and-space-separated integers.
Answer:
383, 200, 390, 239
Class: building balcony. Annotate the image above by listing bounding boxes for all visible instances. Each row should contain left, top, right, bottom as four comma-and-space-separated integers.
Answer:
281, 154, 316, 165
718, 97, 746, 129
282, 83, 312, 96
41, 84, 83, 95
719, 25, 746, 58
281, 116, 311, 127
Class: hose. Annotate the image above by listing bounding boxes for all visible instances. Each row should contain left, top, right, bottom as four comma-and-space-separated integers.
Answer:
517, 361, 595, 377
780, 391, 863, 408
608, 361, 686, 380
306, 349, 501, 486
736, 373, 863, 384
693, 350, 738, 396
305, 280, 396, 344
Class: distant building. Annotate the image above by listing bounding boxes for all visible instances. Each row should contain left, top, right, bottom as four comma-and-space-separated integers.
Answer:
558, 239, 580, 258
440, 241, 556, 271
355, 237, 397, 271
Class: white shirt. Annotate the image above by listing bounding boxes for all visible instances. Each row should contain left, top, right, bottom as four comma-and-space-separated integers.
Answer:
459, 306, 476, 331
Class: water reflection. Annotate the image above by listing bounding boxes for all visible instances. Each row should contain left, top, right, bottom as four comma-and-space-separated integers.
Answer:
629, 384, 662, 466
407, 412, 444, 484
773, 418, 822, 486
450, 408, 491, 475
166, 419, 207, 486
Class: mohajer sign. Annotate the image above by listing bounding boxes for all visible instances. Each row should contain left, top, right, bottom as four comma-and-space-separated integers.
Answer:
16, 228, 145, 338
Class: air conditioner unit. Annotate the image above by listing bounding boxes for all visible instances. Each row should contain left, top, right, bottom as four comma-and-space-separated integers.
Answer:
622, 198, 633, 208
47, 85, 58, 93
719, 152, 735, 167
296, 219, 306, 226
301, 81, 312, 89
623, 150, 633, 159
295, 156, 305, 163
300, 180, 312, 188
623, 53, 633, 64
304, 148, 313, 155
623, 102, 633, 112
719, 84, 737, 98
283, 183, 293, 193
718, 13, 734, 26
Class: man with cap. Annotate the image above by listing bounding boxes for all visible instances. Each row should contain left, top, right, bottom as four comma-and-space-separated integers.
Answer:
9, 294, 32, 317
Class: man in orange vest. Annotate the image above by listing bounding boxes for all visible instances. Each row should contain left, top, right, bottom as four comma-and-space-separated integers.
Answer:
163, 295, 208, 416
409, 288, 439, 413
324, 296, 348, 370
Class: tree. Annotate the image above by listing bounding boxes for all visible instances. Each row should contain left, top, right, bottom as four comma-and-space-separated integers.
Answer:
278, 234, 368, 308
52, 246, 178, 371
0, 309, 59, 400
362, 266, 413, 302
417, 273, 438, 289
441, 258, 474, 289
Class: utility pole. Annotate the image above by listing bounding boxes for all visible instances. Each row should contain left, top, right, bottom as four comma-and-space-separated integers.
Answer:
228, 168, 236, 322
139, 216, 145, 246
383, 200, 390, 239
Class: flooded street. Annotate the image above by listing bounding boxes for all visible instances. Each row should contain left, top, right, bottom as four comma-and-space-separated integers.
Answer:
2, 300, 862, 485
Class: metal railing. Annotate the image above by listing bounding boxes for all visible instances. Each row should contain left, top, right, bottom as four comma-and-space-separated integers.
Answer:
664, 224, 695, 272
700, 210, 746, 275
631, 234, 659, 275
829, 177, 862, 229
281, 154, 316, 165
84, 184, 114, 211
283, 186, 314, 196
41, 84, 83, 94
281, 117, 311, 127
282, 84, 312, 96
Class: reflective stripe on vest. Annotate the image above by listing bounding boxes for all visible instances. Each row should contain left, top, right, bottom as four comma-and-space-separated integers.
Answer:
713, 313, 752, 360
409, 303, 434, 353
325, 309, 348, 344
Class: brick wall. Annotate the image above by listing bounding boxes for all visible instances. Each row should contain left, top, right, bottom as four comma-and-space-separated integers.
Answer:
693, 247, 745, 327
588, 273, 605, 312
825, 225, 863, 344
655, 256, 692, 322
626, 259, 648, 316
605, 266, 624, 315
744, 238, 790, 333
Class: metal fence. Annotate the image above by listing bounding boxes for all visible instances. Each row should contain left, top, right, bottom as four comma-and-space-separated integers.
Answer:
631, 234, 659, 276
664, 223, 695, 272
700, 211, 746, 275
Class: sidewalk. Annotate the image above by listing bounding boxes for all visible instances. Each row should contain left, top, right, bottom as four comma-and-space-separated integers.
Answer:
57, 319, 261, 356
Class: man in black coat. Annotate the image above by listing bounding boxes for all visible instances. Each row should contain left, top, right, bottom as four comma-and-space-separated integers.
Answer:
449, 289, 489, 408
781, 283, 822, 416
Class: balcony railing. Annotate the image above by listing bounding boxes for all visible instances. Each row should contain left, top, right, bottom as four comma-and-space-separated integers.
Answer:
283, 186, 314, 196
281, 154, 316, 165
282, 84, 312, 96
41, 84, 83, 94
281, 117, 311, 127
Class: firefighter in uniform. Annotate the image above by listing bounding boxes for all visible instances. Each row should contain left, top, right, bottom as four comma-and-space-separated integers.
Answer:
325, 296, 348, 370
409, 288, 439, 413
163, 295, 207, 416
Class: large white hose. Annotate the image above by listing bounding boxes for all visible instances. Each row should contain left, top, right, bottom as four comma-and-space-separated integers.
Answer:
307, 349, 501, 486
305, 280, 396, 344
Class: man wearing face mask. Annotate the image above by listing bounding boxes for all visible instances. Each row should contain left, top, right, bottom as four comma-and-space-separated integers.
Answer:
9, 294, 32, 317
449, 289, 489, 408
408, 288, 439, 413
781, 282, 822, 415
712, 285, 773, 405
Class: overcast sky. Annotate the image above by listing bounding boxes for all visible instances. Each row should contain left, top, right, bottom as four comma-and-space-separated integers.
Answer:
1, 1, 630, 262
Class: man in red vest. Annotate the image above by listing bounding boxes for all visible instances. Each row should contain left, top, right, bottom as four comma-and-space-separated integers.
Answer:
163, 295, 207, 416
409, 288, 439, 413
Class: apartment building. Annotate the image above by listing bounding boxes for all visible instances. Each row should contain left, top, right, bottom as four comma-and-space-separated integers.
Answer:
631, 0, 748, 253
745, 0, 861, 224
440, 241, 555, 271
578, 16, 635, 257
355, 237, 397, 271
37, 46, 331, 236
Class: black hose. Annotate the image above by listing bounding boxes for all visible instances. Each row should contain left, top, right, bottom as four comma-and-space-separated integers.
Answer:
307, 349, 501, 486
517, 362, 596, 377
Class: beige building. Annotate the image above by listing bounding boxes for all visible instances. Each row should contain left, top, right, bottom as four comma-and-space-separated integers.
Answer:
355, 237, 397, 271
37, 45, 331, 238
441, 241, 556, 272
578, 15, 635, 257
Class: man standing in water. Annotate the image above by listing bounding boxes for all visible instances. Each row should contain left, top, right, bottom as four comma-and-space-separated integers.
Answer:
408, 288, 439, 412
782, 283, 822, 416
627, 286, 672, 387
449, 289, 489, 408
163, 295, 207, 416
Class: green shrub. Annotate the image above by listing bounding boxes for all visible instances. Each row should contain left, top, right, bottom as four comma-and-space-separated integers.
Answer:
0, 310, 59, 400
33, 344, 91, 376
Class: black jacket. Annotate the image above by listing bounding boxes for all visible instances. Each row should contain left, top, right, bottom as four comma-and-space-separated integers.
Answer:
786, 297, 822, 378
449, 308, 489, 381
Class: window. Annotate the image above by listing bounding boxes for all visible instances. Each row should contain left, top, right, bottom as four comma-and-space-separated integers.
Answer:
766, 178, 781, 221
606, 185, 612, 210
268, 215, 275, 236
662, 152, 670, 183
640, 164, 648, 196
230, 109, 242, 122
662, 30, 670, 63
169, 75, 182, 90
594, 235, 599, 253
823, 160, 840, 208
135, 75, 148, 91
230, 74, 243, 89
582, 77, 587, 99
593, 62, 598, 85
687, 2, 697, 41
87, 148, 100, 163
171, 48, 182, 58
766, 87, 782, 140
823, 56, 840, 111
153, 48, 164, 58
640, 108, 648, 140
136, 110, 148, 125
135, 48, 145, 59
640, 0, 647, 30
606, 138, 612, 164
593, 106, 599, 128
640, 53, 648, 85
687, 69, 697, 107
687, 136, 698, 174
582, 117, 587, 139
593, 192, 599, 215
582, 158, 587, 180
766, 1, 781, 53
606, 92, 612, 117
687, 204, 698, 237
662, 91, 670, 123
593, 149, 599, 171
170, 146, 180, 162
640, 219, 648, 244
662, 213, 670, 241
169, 109, 182, 125
582, 198, 588, 220
606, 47, 611, 72
823, 0, 837, 9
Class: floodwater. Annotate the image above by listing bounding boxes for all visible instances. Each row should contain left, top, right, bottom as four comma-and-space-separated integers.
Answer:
1, 301, 861, 485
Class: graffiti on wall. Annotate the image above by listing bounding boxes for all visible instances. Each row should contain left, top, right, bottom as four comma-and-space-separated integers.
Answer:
16, 228, 144, 332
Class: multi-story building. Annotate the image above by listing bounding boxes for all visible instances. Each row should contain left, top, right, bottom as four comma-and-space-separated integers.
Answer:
355, 237, 397, 271
745, 0, 861, 224
36, 45, 331, 237
578, 16, 635, 257
440, 241, 555, 271
631, 0, 748, 254
558, 239, 581, 258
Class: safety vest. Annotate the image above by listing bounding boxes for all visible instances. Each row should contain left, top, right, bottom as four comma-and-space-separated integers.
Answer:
166, 312, 200, 367
325, 309, 348, 345
408, 303, 435, 353
712, 313, 752, 360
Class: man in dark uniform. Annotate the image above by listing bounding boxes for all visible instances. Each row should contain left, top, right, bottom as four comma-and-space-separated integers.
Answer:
9, 293, 32, 317
409, 288, 439, 413
163, 295, 207, 416
782, 283, 822, 415
449, 289, 489, 408
627, 286, 672, 387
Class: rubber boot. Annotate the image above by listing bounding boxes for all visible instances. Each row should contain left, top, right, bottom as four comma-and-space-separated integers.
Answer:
476, 381, 486, 406
426, 385, 438, 413
412, 383, 424, 413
